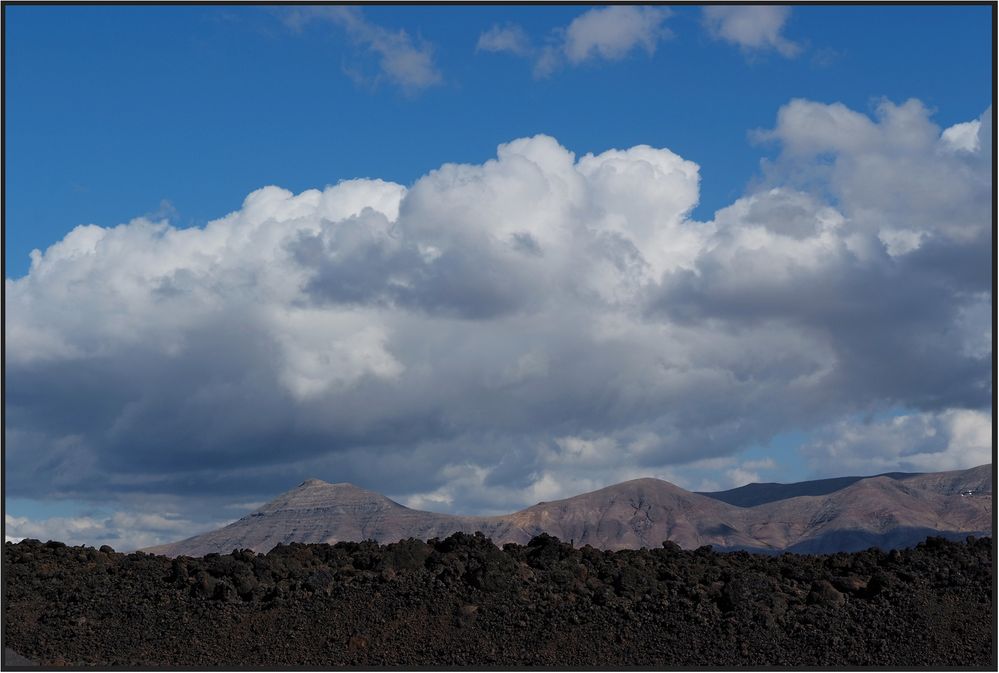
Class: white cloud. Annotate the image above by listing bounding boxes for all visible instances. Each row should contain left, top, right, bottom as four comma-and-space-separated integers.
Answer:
878, 228, 924, 256
703, 6, 800, 57
725, 466, 764, 488
753, 99, 880, 156
4, 511, 223, 552
483, 7, 672, 78
656, 104, 991, 444
286, 7, 442, 94
754, 100, 993, 248
4, 99, 991, 538
494, 6, 802, 77
803, 410, 992, 476
563, 6, 671, 64
268, 307, 404, 399
398, 435, 686, 515
941, 119, 982, 153
723, 458, 779, 488
476, 23, 531, 57
683, 456, 777, 490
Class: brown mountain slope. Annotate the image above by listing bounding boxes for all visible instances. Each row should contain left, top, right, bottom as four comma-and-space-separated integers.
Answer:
144, 465, 992, 557
744, 473, 992, 552
144, 481, 489, 557
480, 478, 764, 551
898, 464, 992, 496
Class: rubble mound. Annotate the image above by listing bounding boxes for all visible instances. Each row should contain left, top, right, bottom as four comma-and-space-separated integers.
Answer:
3, 534, 992, 667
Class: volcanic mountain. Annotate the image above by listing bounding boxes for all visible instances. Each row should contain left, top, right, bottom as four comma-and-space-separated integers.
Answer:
144, 464, 992, 557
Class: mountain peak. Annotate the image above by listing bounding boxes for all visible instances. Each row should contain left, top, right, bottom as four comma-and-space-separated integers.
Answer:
143, 465, 992, 557
257, 480, 399, 517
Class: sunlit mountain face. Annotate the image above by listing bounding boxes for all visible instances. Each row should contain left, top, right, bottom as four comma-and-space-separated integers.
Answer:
144, 465, 992, 557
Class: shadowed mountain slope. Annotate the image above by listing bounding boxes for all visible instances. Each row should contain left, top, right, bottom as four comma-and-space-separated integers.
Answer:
697, 472, 919, 507
698, 464, 992, 507
899, 464, 991, 496
144, 465, 992, 557
745, 472, 992, 553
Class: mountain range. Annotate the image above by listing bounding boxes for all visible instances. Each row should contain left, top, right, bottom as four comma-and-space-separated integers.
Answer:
144, 464, 992, 557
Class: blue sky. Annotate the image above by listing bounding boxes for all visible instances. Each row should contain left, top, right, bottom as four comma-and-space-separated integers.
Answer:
5, 5, 991, 278
4, 5, 993, 550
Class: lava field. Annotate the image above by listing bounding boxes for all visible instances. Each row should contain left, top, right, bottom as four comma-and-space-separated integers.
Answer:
2, 533, 994, 667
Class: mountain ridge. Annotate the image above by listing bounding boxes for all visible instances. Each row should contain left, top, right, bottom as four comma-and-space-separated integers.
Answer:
143, 464, 992, 557
696, 471, 921, 507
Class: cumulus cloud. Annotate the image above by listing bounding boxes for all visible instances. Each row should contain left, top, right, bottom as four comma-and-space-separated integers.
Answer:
286, 7, 442, 94
803, 410, 992, 476
475, 8, 671, 78
941, 120, 982, 153
753, 99, 992, 249
703, 6, 800, 57
654, 101, 991, 449
562, 6, 671, 64
5, 98, 991, 546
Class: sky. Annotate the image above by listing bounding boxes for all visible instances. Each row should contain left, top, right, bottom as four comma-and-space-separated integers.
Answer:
4, 4, 994, 550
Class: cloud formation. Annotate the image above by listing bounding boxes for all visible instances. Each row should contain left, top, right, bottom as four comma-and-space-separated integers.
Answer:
703, 6, 800, 57
476, 23, 531, 57
477, 7, 671, 78
803, 409, 992, 476
561, 6, 672, 65
5, 99, 991, 547
4, 511, 225, 552
287, 7, 442, 94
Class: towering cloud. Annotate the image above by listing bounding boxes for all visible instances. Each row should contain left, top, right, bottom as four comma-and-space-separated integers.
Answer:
5, 100, 991, 547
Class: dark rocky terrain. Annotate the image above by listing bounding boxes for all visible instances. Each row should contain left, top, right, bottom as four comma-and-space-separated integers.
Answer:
4, 533, 994, 668
144, 465, 992, 557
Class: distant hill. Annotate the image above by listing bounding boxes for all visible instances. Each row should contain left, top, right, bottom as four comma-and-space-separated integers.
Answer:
696, 472, 920, 507
143, 465, 992, 557
144, 480, 491, 559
